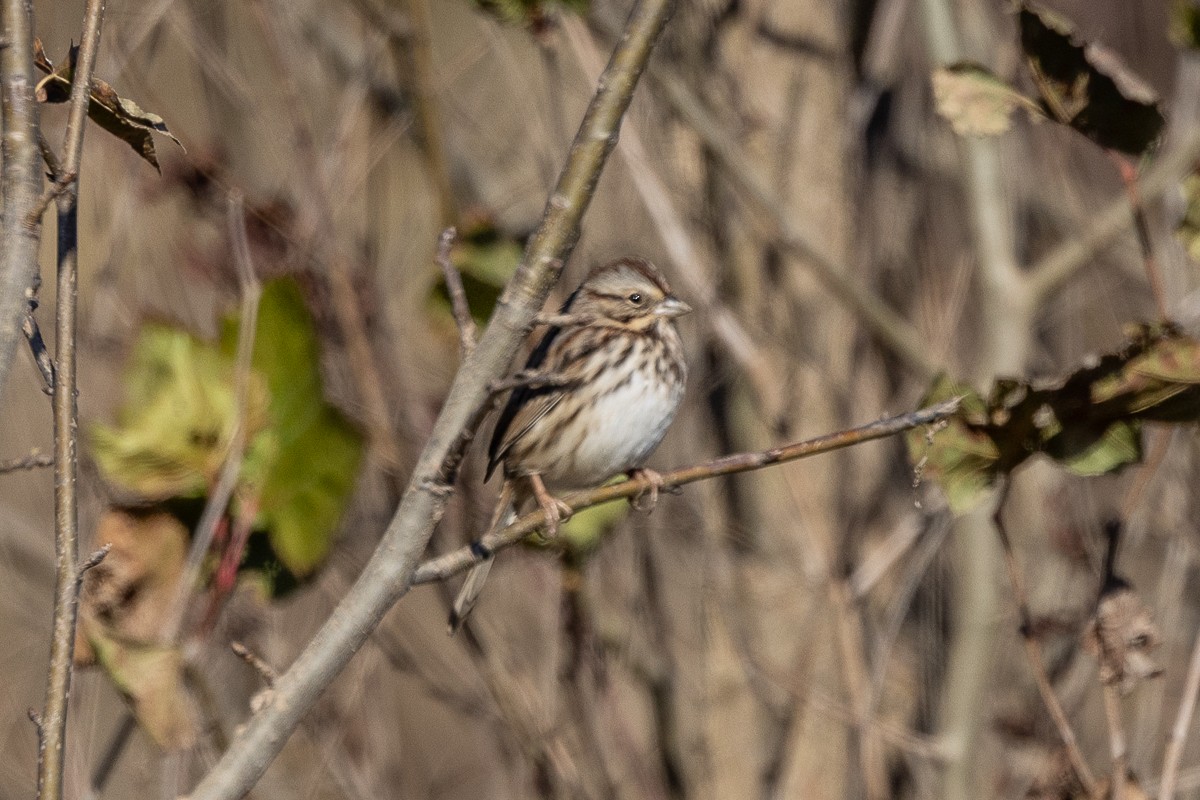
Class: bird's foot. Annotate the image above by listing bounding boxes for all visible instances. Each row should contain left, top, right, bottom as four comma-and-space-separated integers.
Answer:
530, 474, 573, 538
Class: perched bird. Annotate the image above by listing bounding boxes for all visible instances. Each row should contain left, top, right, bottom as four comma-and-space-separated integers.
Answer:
449, 257, 690, 632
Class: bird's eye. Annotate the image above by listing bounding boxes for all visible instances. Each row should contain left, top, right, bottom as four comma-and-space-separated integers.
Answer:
628, 293, 642, 304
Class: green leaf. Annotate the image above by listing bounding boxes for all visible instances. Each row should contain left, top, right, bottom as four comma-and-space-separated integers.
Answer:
221, 279, 364, 577
906, 376, 1001, 513
1176, 172, 1200, 265
932, 62, 1042, 137
1019, 2, 1165, 154
559, 497, 629, 553
91, 325, 271, 500
33, 39, 183, 171
1171, 0, 1200, 50
1057, 421, 1142, 476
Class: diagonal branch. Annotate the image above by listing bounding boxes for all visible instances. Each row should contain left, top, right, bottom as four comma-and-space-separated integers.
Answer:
1026, 130, 1200, 305
183, 3, 675, 798
413, 398, 961, 585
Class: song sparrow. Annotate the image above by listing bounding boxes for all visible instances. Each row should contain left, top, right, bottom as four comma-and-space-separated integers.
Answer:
449, 257, 690, 631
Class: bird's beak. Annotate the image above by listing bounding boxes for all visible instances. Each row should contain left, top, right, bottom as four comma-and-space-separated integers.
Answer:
656, 297, 693, 318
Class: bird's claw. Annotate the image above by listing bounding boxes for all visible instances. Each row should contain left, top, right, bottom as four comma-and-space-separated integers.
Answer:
531, 474, 572, 538
627, 468, 667, 512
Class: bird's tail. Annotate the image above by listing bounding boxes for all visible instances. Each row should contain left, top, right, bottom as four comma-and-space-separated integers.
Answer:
448, 481, 516, 634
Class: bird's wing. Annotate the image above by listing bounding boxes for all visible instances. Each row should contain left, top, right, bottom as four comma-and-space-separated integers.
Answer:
486, 287, 582, 480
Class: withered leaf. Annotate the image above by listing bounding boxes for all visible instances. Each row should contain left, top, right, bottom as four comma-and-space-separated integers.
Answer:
932, 62, 1042, 137
908, 327, 1200, 512
1018, 3, 1164, 154
76, 508, 197, 749
32, 38, 183, 171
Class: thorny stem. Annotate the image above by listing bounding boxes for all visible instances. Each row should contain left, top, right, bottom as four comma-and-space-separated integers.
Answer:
39, 2, 106, 799
185, 3, 675, 798
413, 399, 962, 584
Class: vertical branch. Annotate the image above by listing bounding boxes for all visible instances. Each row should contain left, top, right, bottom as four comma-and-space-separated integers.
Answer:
38, 2, 106, 799
184, 2, 674, 798
919, 0, 1033, 795
1158, 623, 1200, 800
0, 0, 44, 401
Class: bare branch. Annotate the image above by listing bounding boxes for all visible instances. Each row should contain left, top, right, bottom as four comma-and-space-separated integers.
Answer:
23, 170, 76, 231
39, 2, 107, 798
413, 398, 962, 585
1027, 129, 1200, 304
22, 300, 54, 393
184, 3, 675, 798
1109, 151, 1167, 321
435, 226, 476, 356
231, 642, 278, 688
0, 0, 45, 403
1158, 623, 1200, 800
652, 67, 940, 380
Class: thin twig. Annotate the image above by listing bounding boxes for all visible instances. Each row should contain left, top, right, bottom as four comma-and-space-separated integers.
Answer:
1109, 151, 1167, 321
1027, 129, 1200, 304
77, 544, 110, 577
1158, 623, 1200, 800
400, 0, 457, 225
993, 490, 1098, 795
22, 303, 54, 393
163, 192, 263, 643
23, 170, 77, 231
0, 448, 54, 474
412, 398, 963, 585
249, 0, 404, 474
563, 17, 787, 416
435, 226, 476, 356
1102, 683, 1128, 799
231, 642, 278, 687
652, 67, 940, 380
82, 713, 136, 800
185, 3, 675, 798
39, 2, 107, 799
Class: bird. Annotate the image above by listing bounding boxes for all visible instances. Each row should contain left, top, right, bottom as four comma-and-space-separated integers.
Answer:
448, 256, 691, 632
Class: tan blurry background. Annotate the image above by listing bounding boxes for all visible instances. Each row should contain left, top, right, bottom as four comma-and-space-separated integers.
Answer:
3, 0, 1200, 798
